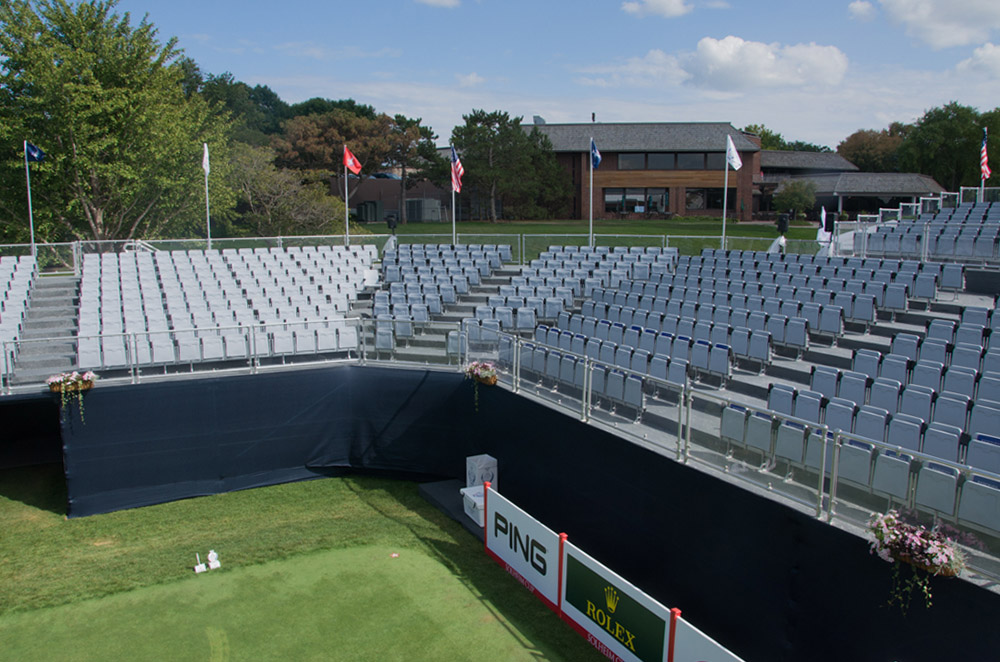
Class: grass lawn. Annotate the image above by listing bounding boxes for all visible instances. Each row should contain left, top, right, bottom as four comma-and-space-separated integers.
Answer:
368, 217, 819, 260
0, 466, 602, 661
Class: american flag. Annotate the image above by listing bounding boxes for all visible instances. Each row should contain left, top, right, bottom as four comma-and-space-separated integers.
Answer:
451, 145, 464, 193
983, 128, 992, 180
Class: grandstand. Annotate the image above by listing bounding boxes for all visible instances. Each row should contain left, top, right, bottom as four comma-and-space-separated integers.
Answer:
5, 199, 1000, 659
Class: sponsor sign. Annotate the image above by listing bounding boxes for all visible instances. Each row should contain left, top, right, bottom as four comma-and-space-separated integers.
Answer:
562, 542, 670, 662
484, 486, 561, 609
671, 617, 744, 662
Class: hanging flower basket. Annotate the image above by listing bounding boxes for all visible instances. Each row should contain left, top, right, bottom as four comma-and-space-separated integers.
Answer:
46, 371, 98, 422
867, 510, 965, 614
48, 378, 94, 394
464, 361, 497, 412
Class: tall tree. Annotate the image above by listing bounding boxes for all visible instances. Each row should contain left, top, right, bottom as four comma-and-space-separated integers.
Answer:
386, 115, 444, 224
837, 123, 907, 172
0, 0, 233, 243
227, 143, 345, 237
201, 72, 289, 145
898, 102, 996, 191
451, 110, 527, 222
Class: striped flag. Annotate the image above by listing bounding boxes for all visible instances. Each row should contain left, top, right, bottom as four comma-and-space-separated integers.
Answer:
982, 128, 992, 180
451, 145, 464, 193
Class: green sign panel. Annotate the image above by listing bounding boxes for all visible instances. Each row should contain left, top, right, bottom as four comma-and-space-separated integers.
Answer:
565, 553, 666, 662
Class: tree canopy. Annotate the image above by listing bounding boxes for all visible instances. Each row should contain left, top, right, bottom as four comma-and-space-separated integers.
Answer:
836, 123, 907, 172
451, 110, 570, 221
0, 0, 233, 243
773, 180, 816, 217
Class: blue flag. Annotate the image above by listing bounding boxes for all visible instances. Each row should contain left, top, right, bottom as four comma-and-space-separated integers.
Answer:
590, 138, 601, 169
25, 142, 45, 163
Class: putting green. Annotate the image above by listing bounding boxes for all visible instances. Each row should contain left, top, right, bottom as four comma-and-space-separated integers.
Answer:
0, 545, 576, 661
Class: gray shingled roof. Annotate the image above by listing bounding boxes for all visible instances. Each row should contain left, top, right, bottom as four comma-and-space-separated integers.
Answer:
529, 122, 759, 153
774, 173, 944, 196
760, 150, 858, 172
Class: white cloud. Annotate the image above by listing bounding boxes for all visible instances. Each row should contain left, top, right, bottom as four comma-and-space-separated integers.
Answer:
957, 42, 1000, 77
684, 36, 849, 90
848, 1, 876, 21
415, 0, 460, 7
576, 37, 848, 92
575, 49, 689, 88
621, 0, 693, 18
879, 0, 1000, 49
457, 72, 485, 87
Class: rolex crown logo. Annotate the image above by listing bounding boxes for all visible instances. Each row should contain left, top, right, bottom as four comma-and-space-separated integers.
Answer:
604, 586, 620, 614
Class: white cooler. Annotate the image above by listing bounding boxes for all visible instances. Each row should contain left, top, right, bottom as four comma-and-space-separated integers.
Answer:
459, 485, 485, 527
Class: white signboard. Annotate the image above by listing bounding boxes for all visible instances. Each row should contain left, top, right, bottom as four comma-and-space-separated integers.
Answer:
671, 617, 745, 662
484, 486, 561, 610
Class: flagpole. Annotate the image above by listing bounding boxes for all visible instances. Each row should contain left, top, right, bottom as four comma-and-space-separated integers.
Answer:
589, 137, 594, 248
344, 158, 351, 247
23, 140, 36, 258
721, 161, 729, 251
452, 187, 457, 246
203, 144, 212, 251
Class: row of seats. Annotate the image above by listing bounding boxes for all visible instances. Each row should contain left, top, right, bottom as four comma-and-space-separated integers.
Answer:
559, 310, 772, 374
720, 402, 1000, 534
386, 243, 512, 259
590, 288, 848, 343
76, 247, 376, 369
0, 256, 37, 350
78, 321, 360, 368
532, 323, 729, 386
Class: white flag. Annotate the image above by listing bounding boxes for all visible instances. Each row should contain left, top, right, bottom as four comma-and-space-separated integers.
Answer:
726, 135, 742, 171
202, 143, 210, 175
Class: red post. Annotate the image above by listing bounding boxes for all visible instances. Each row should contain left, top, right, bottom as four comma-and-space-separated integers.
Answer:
668, 607, 682, 662
482, 481, 491, 554
556, 532, 568, 616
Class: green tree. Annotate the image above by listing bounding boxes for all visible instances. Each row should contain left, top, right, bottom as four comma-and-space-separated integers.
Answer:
386, 114, 445, 225
288, 98, 376, 120
837, 123, 907, 172
228, 143, 345, 237
743, 124, 830, 152
897, 102, 991, 191
0, 0, 234, 243
451, 110, 569, 222
201, 72, 289, 145
773, 180, 816, 217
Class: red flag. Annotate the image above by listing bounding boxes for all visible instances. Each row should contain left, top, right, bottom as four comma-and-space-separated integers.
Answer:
343, 145, 362, 175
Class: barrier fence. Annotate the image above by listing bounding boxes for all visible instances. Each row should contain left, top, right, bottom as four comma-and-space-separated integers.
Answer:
483, 484, 744, 662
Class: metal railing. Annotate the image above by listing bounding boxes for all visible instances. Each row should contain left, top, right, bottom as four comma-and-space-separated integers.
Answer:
9, 317, 1000, 580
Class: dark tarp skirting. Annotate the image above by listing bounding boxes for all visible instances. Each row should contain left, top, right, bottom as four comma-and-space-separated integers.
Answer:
56, 365, 1000, 661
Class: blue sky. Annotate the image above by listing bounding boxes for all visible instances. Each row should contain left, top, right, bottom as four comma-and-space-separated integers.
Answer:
116, 0, 1000, 148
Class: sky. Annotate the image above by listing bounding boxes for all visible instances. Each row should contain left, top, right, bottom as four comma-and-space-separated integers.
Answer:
115, 0, 1000, 149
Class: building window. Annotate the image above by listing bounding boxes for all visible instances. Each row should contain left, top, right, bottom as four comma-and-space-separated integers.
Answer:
686, 188, 735, 211
646, 188, 668, 212
647, 153, 675, 170
603, 188, 670, 214
604, 188, 624, 214
686, 188, 706, 210
706, 152, 727, 170
618, 153, 645, 170
677, 153, 705, 169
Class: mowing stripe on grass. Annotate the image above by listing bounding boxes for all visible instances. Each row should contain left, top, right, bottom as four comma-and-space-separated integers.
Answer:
0, 545, 593, 661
